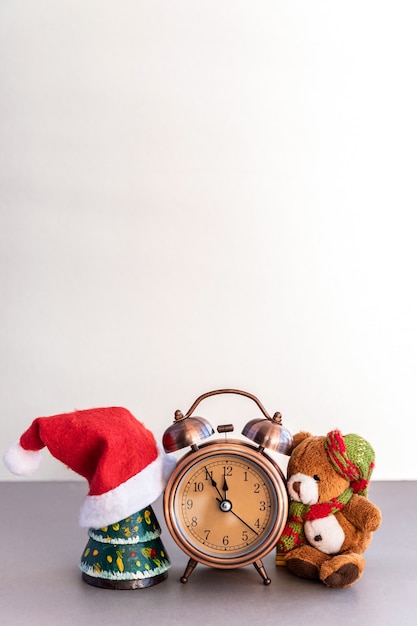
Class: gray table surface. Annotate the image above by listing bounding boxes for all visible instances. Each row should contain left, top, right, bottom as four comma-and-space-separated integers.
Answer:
0, 481, 415, 625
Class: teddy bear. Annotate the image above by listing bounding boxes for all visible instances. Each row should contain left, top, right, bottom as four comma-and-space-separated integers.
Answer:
276, 429, 382, 588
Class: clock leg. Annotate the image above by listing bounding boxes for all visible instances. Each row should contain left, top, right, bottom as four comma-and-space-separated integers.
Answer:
180, 558, 198, 583
254, 559, 271, 585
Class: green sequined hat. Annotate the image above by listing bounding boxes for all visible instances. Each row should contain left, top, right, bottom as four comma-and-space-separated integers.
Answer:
325, 430, 376, 496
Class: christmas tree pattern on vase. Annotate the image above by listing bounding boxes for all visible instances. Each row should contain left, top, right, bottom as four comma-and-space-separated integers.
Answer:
80, 505, 171, 589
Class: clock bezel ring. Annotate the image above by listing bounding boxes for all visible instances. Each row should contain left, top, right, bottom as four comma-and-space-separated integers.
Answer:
163, 439, 289, 570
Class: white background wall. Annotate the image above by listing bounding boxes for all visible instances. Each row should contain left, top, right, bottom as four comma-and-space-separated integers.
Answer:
1, 1, 416, 482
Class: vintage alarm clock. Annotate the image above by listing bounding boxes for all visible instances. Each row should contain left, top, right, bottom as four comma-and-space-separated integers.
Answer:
162, 389, 293, 584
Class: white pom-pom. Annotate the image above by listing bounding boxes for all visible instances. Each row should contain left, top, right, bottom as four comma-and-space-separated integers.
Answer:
3, 441, 42, 476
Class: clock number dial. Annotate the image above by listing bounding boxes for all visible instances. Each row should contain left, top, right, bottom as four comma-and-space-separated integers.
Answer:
179, 455, 275, 557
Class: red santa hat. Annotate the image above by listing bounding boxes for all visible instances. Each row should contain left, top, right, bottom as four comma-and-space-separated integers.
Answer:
3, 407, 176, 529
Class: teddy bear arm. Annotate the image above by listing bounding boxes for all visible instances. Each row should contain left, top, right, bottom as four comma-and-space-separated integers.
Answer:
343, 495, 382, 532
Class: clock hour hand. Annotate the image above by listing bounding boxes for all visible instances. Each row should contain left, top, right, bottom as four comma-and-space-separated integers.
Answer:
222, 476, 229, 499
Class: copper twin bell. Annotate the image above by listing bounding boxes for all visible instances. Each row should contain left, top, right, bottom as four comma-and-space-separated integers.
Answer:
162, 388, 293, 455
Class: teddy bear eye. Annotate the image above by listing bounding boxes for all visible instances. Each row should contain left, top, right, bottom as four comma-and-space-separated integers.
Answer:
313, 474, 321, 482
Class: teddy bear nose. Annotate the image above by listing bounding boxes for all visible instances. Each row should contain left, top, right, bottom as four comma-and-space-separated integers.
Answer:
292, 481, 301, 496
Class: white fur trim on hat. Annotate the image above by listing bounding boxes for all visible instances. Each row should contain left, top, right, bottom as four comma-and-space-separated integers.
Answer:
79, 446, 176, 529
3, 441, 42, 476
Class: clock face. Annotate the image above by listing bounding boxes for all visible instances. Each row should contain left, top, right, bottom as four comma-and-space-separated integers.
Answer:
164, 440, 288, 568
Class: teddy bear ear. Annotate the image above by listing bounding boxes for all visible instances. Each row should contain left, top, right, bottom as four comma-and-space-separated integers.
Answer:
291, 431, 312, 448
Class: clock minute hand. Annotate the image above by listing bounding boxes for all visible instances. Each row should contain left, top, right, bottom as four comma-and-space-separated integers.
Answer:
205, 467, 224, 501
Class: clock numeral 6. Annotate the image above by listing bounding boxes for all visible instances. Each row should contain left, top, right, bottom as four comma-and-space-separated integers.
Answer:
222, 535, 229, 546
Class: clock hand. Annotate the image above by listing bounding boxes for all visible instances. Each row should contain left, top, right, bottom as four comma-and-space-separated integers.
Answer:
216, 498, 259, 536
204, 467, 224, 501
222, 476, 229, 499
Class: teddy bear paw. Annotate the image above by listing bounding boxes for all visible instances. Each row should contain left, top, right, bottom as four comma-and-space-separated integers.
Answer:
286, 557, 320, 580
284, 545, 329, 581
320, 554, 366, 588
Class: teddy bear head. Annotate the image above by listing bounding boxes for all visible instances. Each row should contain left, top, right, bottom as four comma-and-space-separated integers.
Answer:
287, 430, 375, 505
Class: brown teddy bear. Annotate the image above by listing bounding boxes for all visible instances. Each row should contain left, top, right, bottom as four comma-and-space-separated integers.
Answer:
276, 429, 382, 588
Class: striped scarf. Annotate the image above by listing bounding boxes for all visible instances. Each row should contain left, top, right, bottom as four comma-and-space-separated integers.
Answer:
277, 487, 353, 552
